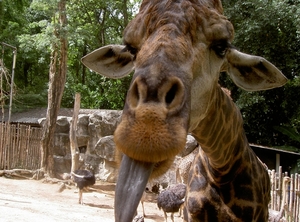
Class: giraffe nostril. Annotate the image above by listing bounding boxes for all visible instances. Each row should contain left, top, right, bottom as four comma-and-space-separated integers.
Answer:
127, 77, 146, 109
162, 77, 185, 112
130, 81, 139, 108
165, 83, 178, 105
127, 76, 185, 112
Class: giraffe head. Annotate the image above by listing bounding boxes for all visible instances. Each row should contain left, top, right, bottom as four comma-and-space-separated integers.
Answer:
82, 0, 287, 220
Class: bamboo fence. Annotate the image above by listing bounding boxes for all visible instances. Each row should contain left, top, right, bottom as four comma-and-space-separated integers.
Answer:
0, 122, 42, 170
269, 166, 300, 222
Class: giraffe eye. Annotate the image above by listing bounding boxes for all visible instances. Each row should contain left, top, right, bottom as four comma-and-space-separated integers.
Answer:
122, 45, 138, 56
211, 40, 229, 58
215, 45, 227, 57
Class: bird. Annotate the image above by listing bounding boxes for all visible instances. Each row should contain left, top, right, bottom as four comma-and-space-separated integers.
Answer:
140, 183, 161, 217
140, 188, 149, 217
268, 176, 291, 222
157, 183, 186, 222
71, 169, 96, 204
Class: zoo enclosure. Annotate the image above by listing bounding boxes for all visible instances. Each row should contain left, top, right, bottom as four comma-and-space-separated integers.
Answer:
0, 122, 41, 170
0, 122, 299, 221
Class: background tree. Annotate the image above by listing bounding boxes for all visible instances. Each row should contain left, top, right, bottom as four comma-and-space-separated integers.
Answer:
0, 58, 11, 119
1, 0, 137, 111
62, 0, 136, 109
222, 0, 300, 151
40, 0, 68, 177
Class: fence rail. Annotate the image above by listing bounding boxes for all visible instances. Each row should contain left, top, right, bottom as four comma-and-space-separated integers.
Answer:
269, 166, 300, 222
0, 122, 42, 170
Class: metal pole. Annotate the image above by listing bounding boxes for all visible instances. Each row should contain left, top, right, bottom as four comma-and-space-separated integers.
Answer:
1, 42, 17, 123
8, 49, 17, 123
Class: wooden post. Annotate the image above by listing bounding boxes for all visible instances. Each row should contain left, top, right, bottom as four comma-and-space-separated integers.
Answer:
70, 93, 80, 173
276, 153, 280, 172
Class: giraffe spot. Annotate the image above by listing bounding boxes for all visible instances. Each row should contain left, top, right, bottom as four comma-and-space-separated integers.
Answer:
232, 204, 242, 219
241, 206, 254, 222
187, 196, 202, 215
233, 168, 252, 187
189, 177, 207, 192
187, 196, 219, 221
234, 185, 254, 202
220, 183, 232, 204
188, 161, 208, 192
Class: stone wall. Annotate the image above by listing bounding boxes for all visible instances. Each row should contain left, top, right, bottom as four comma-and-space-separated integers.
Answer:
39, 110, 198, 185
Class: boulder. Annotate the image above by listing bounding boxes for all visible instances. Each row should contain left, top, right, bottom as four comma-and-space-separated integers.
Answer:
95, 135, 118, 162
77, 114, 89, 137
87, 110, 122, 153
55, 116, 71, 133
48, 109, 197, 185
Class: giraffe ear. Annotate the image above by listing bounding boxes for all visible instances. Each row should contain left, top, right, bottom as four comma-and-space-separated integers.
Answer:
81, 45, 134, 79
226, 49, 288, 91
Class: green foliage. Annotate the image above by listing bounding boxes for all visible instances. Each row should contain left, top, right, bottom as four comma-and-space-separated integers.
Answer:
62, 0, 138, 109
274, 125, 300, 147
14, 92, 48, 108
62, 71, 132, 109
222, 0, 300, 147
1, 0, 139, 111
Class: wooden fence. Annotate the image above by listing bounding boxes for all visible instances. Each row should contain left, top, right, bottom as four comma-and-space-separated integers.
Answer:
269, 166, 300, 222
0, 122, 42, 170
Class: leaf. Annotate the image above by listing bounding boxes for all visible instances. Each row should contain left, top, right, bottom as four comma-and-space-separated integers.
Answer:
274, 126, 300, 143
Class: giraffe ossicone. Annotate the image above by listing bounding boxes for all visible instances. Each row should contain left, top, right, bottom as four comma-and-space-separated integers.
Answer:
82, 0, 287, 221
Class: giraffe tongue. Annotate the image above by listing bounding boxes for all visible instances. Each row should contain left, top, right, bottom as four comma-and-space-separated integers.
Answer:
114, 154, 155, 222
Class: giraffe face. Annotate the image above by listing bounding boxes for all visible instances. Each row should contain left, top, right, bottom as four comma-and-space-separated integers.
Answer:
81, 1, 286, 221
116, 0, 234, 168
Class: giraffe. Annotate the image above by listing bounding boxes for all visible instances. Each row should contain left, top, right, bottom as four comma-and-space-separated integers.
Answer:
177, 145, 199, 184
176, 88, 231, 185
81, 0, 288, 221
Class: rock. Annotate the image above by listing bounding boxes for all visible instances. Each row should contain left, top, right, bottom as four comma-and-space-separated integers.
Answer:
53, 133, 70, 156
95, 136, 117, 162
77, 115, 89, 136
98, 160, 119, 182
47, 109, 195, 184
55, 116, 71, 133
179, 134, 198, 157
53, 155, 71, 175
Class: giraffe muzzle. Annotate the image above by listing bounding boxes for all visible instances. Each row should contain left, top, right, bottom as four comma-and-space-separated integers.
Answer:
114, 74, 189, 163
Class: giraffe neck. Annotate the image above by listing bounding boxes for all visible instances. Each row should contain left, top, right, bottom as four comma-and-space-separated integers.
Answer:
192, 87, 250, 177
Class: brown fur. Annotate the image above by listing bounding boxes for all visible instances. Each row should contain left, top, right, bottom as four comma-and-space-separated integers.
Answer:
82, 0, 286, 221
113, 1, 272, 221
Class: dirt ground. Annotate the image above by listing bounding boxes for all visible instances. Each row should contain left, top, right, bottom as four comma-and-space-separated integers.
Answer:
0, 176, 183, 222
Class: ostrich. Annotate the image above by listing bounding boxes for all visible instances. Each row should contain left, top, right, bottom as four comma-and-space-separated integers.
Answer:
140, 183, 161, 217
157, 183, 186, 222
140, 188, 149, 217
268, 176, 291, 222
71, 169, 96, 204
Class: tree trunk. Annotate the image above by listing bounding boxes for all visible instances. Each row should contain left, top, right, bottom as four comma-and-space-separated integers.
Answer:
123, 0, 128, 27
81, 40, 87, 84
40, 0, 68, 178
70, 93, 80, 173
